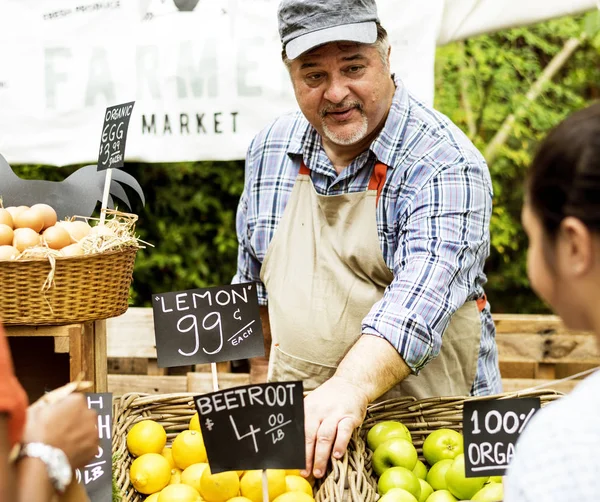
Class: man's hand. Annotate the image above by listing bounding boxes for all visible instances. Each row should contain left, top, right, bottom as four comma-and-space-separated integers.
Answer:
302, 375, 369, 479
302, 335, 412, 479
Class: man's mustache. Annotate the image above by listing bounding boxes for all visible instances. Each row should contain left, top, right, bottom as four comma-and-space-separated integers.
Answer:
320, 101, 363, 118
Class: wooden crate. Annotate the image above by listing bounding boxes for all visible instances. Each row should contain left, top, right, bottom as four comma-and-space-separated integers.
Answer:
495, 314, 599, 393
105, 308, 599, 395
6, 321, 107, 402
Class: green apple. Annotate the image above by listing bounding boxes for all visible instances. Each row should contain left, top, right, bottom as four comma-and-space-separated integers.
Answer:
412, 460, 428, 480
372, 438, 418, 476
378, 466, 421, 500
417, 479, 433, 502
379, 488, 419, 502
367, 421, 412, 451
425, 458, 453, 491
424, 490, 457, 502
471, 482, 503, 501
422, 429, 463, 466
445, 454, 489, 500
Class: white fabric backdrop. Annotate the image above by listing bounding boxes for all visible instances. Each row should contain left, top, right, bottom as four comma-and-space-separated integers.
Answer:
0, 0, 595, 165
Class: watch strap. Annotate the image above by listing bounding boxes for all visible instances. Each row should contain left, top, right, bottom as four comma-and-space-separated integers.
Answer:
18, 442, 73, 494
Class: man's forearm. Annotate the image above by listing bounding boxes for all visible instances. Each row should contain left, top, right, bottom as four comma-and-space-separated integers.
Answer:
334, 334, 411, 402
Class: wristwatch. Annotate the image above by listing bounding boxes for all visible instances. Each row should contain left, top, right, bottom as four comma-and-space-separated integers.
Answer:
18, 442, 73, 494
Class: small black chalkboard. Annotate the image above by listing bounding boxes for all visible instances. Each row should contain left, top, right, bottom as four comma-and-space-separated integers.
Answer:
152, 283, 265, 368
196, 381, 305, 473
75, 393, 113, 502
97, 101, 135, 171
463, 397, 541, 477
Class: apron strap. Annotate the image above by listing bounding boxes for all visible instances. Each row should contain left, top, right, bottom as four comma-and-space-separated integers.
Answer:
476, 293, 487, 312
299, 161, 388, 206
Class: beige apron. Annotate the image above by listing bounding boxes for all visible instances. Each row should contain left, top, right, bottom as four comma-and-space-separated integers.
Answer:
260, 161, 483, 400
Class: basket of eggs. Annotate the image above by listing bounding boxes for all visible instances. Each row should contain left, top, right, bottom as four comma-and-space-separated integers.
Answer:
0, 203, 143, 325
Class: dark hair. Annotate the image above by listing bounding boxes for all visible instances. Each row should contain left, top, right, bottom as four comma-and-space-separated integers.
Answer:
527, 103, 600, 238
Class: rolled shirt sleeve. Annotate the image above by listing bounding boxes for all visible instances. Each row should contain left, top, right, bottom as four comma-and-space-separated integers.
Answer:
362, 159, 492, 374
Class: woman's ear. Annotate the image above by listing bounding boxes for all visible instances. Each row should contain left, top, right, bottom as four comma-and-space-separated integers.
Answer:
558, 217, 594, 277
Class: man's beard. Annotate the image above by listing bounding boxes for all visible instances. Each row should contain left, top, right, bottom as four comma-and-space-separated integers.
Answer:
320, 101, 368, 146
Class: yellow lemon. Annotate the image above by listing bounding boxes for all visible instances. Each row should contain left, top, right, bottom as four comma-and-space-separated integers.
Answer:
199, 467, 240, 502
181, 462, 210, 493
158, 483, 203, 502
127, 420, 168, 458
170, 468, 183, 484
273, 492, 315, 502
189, 413, 201, 432
285, 470, 301, 477
130, 453, 171, 495
240, 469, 286, 502
172, 430, 208, 470
285, 476, 313, 496
162, 447, 176, 469
227, 498, 253, 502
145, 493, 162, 502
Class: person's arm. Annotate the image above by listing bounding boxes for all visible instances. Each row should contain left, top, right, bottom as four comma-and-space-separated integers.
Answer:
304, 155, 493, 477
14, 393, 98, 502
0, 415, 16, 502
233, 140, 271, 382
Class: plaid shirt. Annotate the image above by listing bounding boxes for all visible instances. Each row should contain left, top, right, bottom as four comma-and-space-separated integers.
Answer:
504, 371, 600, 501
234, 77, 501, 395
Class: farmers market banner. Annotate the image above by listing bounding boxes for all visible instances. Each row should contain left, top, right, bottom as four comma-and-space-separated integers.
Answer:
0, 0, 595, 166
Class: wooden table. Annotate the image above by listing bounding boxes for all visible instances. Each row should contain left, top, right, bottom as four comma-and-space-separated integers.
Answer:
5, 320, 108, 402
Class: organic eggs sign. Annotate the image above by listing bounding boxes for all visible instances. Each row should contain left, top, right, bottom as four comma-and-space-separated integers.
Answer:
151, 283, 265, 368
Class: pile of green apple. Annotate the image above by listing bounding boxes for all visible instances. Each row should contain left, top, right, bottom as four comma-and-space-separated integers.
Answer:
366, 421, 503, 502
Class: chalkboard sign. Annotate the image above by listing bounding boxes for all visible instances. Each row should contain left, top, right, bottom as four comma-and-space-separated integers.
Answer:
463, 397, 541, 477
97, 101, 135, 171
196, 381, 305, 473
152, 283, 265, 368
75, 393, 113, 502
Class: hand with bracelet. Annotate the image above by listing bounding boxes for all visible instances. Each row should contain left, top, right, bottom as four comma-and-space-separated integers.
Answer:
0, 323, 99, 502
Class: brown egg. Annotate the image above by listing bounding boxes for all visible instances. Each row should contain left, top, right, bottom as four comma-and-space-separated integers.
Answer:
13, 207, 45, 232
69, 220, 92, 242
42, 225, 72, 250
5, 206, 29, 220
13, 227, 41, 252
60, 243, 85, 257
31, 203, 57, 230
0, 224, 14, 246
0, 245, 19, 260
0, 209, 13, 229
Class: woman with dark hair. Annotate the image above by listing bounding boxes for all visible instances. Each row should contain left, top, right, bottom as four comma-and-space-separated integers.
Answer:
0, 323, 99, 502
504, 102, 600, 501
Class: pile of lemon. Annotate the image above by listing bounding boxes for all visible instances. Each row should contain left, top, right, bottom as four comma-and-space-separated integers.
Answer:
125, 414, 317, 502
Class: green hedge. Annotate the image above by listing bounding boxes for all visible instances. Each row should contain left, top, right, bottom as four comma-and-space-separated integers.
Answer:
9, 14, 600, 313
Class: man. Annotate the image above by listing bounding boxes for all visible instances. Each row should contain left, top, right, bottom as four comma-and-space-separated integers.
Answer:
233, 0, 501, 479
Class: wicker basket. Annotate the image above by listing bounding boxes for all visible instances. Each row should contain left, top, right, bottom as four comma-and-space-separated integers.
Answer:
0, 246, 138, 325
339, 389, 564, 502
112, 389, 563, 502
113, 392, 352, 502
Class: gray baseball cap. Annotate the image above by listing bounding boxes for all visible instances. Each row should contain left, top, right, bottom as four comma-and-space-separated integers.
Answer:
278, 0, 379, 60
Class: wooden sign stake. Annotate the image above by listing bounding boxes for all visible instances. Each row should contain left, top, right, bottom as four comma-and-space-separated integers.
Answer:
99, 168, 113, 226
211, 362, 219, 392
262, 469, 269, 502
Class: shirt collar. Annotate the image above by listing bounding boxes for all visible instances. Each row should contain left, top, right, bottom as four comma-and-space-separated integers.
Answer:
287, 74, 410, 172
